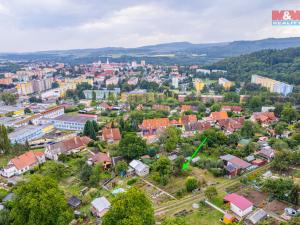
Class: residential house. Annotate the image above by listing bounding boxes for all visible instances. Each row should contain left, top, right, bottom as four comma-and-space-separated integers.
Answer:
224, 193, 253, 217
182, 115, 197, 125
45, 136, 91, 160
101, 127, 121, 143
217, 117, 245, 134
257, 147, 275, 161
139, 118, 170, 136
89, 152, 111, 169
221, 106, 242, 114
152, 104, 170, 111
220, 154, 251, 177
97, 102, 112, 111
250, 112, 277, 126
91, 197, 111, 217
183, 121, 211, 137
1, 151, 45, 177
129, 160, 149, 177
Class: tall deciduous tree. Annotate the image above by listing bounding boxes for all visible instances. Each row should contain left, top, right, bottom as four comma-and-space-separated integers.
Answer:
10, 175, 73, 225
83, 120, 97, 140
0, 125, 11, 154
119, 133, 147, 159
102, 188, 154, 225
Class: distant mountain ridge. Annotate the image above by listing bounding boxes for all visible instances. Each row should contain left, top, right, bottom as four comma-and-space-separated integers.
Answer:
1, 37, 300, 65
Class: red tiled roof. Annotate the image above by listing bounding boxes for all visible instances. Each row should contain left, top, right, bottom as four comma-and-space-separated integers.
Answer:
11, 151, 44, 170
102, 128, 121, 141
41, 106, 64, 115
224, 193, 253, 210
139, 118, 170, 129
252, 112, 277, 123
181, 105, 192, 111
91, 152, 111, 164
48, 136, 91, 153
182, 115, 197, 124
210, 111, 228, 120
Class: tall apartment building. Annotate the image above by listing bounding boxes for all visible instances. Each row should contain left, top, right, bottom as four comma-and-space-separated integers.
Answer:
218, 77, 233, 90
17, 78, 53, 95
251, 75, 293, 96
172, 77, 179, 89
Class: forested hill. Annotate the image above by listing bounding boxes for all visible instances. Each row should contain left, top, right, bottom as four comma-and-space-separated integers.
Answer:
207, 47, 300, 85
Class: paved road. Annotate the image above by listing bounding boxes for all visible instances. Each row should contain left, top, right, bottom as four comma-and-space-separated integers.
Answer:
154, 164, 271, 216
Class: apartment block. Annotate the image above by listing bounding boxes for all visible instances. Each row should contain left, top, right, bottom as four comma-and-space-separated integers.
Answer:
251, 75, 293, 96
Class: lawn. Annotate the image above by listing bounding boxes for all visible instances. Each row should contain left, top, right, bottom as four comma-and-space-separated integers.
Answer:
0, 154, 13, 167
182, 205, 223, 225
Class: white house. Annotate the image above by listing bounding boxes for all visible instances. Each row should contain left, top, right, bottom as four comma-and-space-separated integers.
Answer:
224, 193, 253, 217
1, 151, 45, 178
91, 197, 111, 217
129, 160, 149, 177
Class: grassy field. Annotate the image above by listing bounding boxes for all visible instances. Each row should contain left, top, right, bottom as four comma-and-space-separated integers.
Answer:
182, 206, 223, 225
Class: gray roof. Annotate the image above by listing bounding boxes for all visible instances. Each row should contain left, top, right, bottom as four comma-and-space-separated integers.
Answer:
246, 209, 267, 224
129, 160, 149, 172
91, 197, 110, 212
53, 114, 96, 123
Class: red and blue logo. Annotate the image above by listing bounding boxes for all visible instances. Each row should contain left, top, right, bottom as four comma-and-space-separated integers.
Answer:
272, 10, 300, 26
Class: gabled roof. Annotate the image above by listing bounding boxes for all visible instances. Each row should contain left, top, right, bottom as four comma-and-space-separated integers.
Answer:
224, 193, 253, 210
139, 118, 170, 129
252, 112, 277, 123
184, 121, 211, 132
182, 115, 197, 124
220, 154, 251, 169
102, 127, 121, 141
10, 151, 44, 170
91, 197, 110, 212
129, 160, 149, 172
47, 136, 91, 154
210, 111, 228, 121
91, 152, 111, 164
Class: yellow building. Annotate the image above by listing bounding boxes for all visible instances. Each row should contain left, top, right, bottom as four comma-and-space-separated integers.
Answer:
193, 79, 205, 93
41, 124, 54, 134
58, 77, 94, 97
16, 82, 34, 95
218, 77, 233, 90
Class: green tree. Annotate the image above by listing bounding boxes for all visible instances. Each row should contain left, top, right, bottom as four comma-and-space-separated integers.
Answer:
262, 178, 298, 205
10, 175, 72, 225
39, 161, 69, 181
204, 186, 217, 200
274, 121, 288, 136
224, 92, 240, 103
281, 103, 298, 124
152, 156, 173, 185
83, 120, 97, 140
248, 96, 262, 112
211, 103, 221, 112
271, 150, 291, 172
102, 188, 154, 225
173, 155, 185, 176
160, 126, 181, 152
115, 160, 128, 176
241, 121, 256, 138
24, 108, 31, 114
80, 163, 93, 183
92, 90, 96, 102
185, 176, 199, 192
0, 125, 11, 154
0, 93, 17, 105
119, 133, 147, 159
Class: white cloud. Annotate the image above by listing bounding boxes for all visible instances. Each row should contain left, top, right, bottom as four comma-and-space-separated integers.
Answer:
1, 0, 300, 52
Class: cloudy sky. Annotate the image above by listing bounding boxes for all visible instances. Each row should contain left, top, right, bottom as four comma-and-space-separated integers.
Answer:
0, 0, 300, 52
